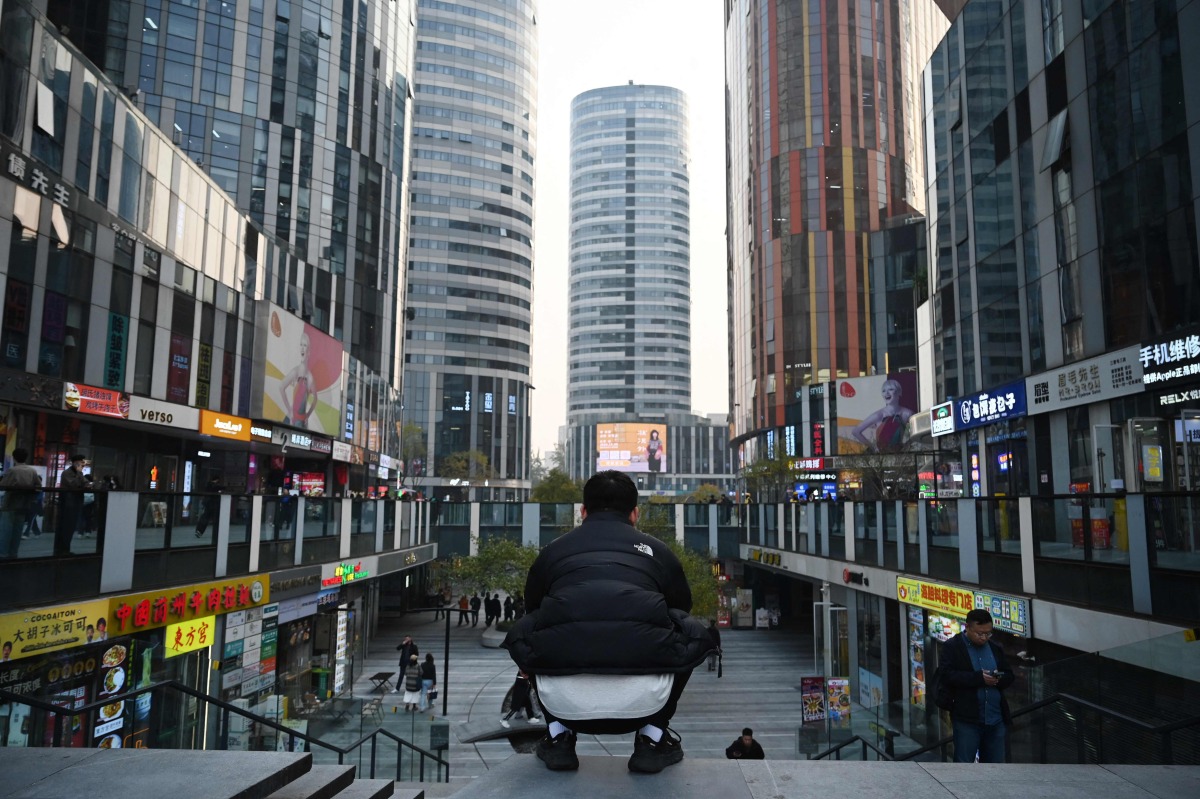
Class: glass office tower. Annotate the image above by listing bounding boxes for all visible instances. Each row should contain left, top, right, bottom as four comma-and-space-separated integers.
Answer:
567, 83, 691, 425
404, 0, 537, 499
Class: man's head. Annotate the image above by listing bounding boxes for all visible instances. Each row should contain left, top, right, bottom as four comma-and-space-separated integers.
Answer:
2, 641, 11, 659
96, 617, 107, 634
69, 454, 86, 469
741, 728, 754, 746
86, 625, 95, 642
11, 448, 28, 464
582, 470, 639, 520
965, 609, 994, 645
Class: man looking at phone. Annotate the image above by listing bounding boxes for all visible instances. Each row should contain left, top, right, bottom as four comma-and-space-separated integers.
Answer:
939, 608, 1015, 763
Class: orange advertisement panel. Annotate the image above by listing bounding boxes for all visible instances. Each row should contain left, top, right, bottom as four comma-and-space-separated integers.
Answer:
0, 600, 112, 660
199, 409, 252, 441
596, 422, 668, 474
62, 382, 130, 418
896, 577, 975, 617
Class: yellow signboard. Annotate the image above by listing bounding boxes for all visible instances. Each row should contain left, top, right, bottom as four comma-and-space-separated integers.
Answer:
108, 577, 268, 637
165, 615, 217, 658
896, 577, 976, 617
0, 599, 112, 660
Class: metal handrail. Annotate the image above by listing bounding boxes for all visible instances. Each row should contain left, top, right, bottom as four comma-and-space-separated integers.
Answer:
0, 679, 449, 781
808, 692, 1200, 763
808, 735, 895, 761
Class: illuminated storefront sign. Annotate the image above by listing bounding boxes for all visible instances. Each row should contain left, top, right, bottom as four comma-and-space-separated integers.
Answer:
199, 410, 251, 441
789, 457, 826, 471
321, 560, 372, 587
897, 577, 1030, 636
747, 549, 782, 567
930, 401, 955, 436
1140, 329, 1200, 387
165, 614, 216, 658
948, 381, 1027, 432
130, 396, 199, 429
250, 424, 274, 442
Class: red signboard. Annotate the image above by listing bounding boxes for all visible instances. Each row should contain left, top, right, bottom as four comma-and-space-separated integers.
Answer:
63, 382, 130, 418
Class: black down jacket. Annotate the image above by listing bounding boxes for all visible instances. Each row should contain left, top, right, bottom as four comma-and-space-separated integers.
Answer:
502, 510, 716, 675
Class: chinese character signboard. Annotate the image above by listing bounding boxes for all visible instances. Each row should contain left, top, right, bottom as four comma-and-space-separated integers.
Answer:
951, 381, 1027, 432
199, 410, 252, 441
897, 577, 1031, 636
1140, 329, 1200, 388
109, 578, 268, 636
1026, 345, 1144, 415
62, 382, 130, 419
165, 615, 216, 658
104, 313, 128, 390
0, 600, 112, 659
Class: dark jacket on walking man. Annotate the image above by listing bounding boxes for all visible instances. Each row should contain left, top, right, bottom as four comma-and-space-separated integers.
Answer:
939, 608, 1016, 763
395, 635, 419, 687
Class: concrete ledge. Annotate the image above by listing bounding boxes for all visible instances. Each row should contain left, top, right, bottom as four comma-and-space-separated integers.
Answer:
438, 756, 1200, 799
480, 624, 507, 648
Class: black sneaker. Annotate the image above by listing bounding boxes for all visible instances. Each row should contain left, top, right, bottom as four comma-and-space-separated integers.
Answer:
628, 728, 684, 773
536, 730, 579, 771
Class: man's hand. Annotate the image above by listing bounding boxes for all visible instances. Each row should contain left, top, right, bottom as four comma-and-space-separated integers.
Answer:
981, 670, 1000, 687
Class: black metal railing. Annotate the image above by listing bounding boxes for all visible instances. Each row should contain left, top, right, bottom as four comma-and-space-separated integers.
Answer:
0, 680, 448, 782
807, 692, 1200, 764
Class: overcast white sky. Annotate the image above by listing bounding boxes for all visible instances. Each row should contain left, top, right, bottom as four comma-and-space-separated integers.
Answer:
529, 1, 729, 458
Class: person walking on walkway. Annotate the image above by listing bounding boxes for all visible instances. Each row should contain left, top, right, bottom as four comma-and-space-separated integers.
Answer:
939, 608, 1015, 763
402, 654, 422, 711
503, 669, 540, 724
470, 593, 482, 626
486, 594, 502, 626
725, 727, 765, 759
419, 653, 437, 712
503, 595, 514, 622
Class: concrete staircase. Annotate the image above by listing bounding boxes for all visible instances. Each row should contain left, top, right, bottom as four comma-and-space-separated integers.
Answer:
0, 750, 408, 799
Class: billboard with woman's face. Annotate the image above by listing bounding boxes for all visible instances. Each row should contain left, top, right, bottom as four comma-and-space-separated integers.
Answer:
836, 373, 919, 454
596, 423, 668, 473
260, 304, 344, 436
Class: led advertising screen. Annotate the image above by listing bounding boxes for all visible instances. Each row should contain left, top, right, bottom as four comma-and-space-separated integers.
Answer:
596, 423, 667, 473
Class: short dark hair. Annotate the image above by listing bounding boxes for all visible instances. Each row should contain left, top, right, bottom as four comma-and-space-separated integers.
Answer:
742, 727, 753, 737
70, 453, 86, 462
582, 470, 638, 514
11, 448, 28, 463
965, 609, 993, 625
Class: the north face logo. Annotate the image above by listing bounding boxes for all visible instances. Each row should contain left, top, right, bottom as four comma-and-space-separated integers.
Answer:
633, 543, 653, 556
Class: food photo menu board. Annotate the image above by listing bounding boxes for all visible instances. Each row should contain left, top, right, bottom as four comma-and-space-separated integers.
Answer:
92, 641, 130, 748
908, 607, 926, 708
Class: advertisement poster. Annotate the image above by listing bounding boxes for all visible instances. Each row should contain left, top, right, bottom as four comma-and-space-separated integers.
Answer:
167, 333, 192, 404
928, 612, 965, 642
858, 667, 883, 709
835, 373, 918, 454
908, 607, 926, 708
826, 678, 852, 726
735, 589, 754, 628
800, 676, 826, 723
261, 304, 344, 436
596, 422, 668, 473
333, 609, 349, 696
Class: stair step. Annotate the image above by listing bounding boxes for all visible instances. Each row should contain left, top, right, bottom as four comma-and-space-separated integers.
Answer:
266, 765, 357, 799
331, 779, 396, 799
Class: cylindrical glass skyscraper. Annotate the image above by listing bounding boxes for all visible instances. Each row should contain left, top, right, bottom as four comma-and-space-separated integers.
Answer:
567, 83, 691, 424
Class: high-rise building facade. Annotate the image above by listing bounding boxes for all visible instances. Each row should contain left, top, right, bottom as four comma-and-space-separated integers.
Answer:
43, 0, 416, 390
567, 83, 691, 424
725, 0, 947, 452
404, 0, 537, 499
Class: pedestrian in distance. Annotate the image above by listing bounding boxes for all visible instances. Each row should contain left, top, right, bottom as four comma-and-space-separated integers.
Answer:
420, 653, 437, 713
937, 608, 1015, 763
457, 594, 470, 626
470, 593, 482, 626
503, 470, 716, 774
0, 448, 41, 557
395, 635, 419, 692
706, 619, 722, 673
488, 593, 502, 626
402, 654, 422, 711
503, 595, 514, 622
502, 669, 540, 725
195, 475, 224, 537
55, 454, 87, 556
725, 727, 765, 759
